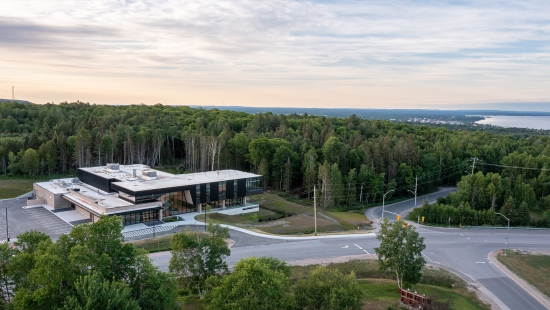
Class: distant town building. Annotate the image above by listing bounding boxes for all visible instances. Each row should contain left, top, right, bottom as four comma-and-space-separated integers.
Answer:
31, 164, 263, 226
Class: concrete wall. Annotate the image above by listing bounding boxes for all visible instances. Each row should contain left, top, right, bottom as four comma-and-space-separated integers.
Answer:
75, 205, 91, 218
26, 198, 45, 206
33, 184, 71, 209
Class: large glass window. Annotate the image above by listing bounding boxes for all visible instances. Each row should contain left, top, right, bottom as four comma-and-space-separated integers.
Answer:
160, 190, 197, 216
246, 177, 263, 192
234, 180, 237, 198
219, 181, 226, 196
121, 210, 157, 226
196, 184, 201, 204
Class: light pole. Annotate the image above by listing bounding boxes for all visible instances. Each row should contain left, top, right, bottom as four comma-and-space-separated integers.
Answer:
407, 175, 418, 208
464, 171, 472, 176
495, 212, 510, 255
381, 190, 395, 220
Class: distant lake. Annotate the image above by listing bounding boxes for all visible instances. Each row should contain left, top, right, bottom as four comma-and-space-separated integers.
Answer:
476, 116, 550, 130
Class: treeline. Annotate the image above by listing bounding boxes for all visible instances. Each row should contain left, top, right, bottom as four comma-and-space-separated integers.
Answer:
410, 163, 550, 227
1, 101, 550, 209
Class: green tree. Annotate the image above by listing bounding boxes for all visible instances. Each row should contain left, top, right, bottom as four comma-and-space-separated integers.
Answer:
501, 196, 515, 225
20, 148, 40, 175
517, 201, 531, 226
169, 223, 230, 299
37, 140, 57, 175
295, 266, 363, 310
302, 148, 318, 199
63, 272, 139, 310
209, 256, 293, 310
375, 219, 426, 288
0, 243, 15, 306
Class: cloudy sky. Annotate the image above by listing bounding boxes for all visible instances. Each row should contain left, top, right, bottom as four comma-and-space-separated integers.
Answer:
1, 0, 550, 110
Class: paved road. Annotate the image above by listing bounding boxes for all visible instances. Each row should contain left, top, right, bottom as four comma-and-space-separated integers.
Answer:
370, 187, 457, 222
151, 189, 550, 310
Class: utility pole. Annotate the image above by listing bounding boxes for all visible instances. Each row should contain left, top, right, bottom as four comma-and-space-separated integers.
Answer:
382, 190, 395, 220
360, 185, 364, 213
12, 86, 15, 100
495, 212, 510, 255
407, 175, 418, 208
471, 157, 478, 176
5, 206, 9, 242
314, 185, 317, 236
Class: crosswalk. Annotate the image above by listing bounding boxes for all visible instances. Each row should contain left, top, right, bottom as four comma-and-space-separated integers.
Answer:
122, 224, 178, 238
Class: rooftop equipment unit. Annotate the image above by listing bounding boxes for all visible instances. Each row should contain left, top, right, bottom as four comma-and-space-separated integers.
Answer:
106, 163, 120, 171
142, 170, 157, 178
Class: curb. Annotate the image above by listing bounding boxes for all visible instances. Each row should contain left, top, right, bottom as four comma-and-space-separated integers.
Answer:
488, 250, 550, 309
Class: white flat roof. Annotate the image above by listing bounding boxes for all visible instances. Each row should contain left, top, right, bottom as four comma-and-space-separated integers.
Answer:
79, 164, 174, 180
112, 169, 261, 193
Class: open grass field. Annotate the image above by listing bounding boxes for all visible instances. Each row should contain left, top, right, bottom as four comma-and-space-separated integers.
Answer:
324, 210, 372, 229
256, 193, 314, 216
0, 175, 73, 199
130, 234, 173, 253
258, 214, 346, 235
196, 193, 374, 235
497, 251, 550, 298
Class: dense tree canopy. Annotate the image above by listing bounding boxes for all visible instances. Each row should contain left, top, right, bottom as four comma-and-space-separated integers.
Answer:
2, 216, 177, 310
1, 101, 550, 214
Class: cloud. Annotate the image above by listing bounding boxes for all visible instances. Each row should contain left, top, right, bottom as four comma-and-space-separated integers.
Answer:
0, 0, 549, 107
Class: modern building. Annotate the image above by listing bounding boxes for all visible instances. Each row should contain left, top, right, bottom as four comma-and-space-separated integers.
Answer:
31, 164, 263, 226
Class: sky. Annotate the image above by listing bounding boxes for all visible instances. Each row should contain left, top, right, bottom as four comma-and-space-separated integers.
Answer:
1, 0, 550, 110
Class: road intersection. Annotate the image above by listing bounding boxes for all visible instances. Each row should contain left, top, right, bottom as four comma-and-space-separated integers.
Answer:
150, 189, 550, 310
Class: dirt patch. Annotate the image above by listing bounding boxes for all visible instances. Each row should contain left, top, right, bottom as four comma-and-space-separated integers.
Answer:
257, 214, 347, 235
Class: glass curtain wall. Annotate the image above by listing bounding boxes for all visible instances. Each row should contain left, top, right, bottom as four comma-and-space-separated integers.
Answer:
159, 191, 197, 216
121, 210, 157, 226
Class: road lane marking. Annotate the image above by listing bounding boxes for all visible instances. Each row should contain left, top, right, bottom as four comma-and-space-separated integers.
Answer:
354, 243, 363, 250
363, 250, 370, 254
476, 262, 486, 264
467, 238, 470, 239
384, 210, 398, 215
422, 252, 433, 262
342, 245, 348, 249
460, 234, 463, 236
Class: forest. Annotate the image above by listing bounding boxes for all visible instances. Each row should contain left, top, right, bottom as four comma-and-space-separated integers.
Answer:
1, 101, 549, 226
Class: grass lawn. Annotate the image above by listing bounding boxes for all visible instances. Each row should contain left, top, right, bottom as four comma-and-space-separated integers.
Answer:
357, 279, 487, 310
179, 260, 488, 310
130, 234, 173, 253
258, 214, 347, 235
0, 175, 74, 199
324, 210, 372, 230
256, 193, 314, 216
497, 251, 550, 298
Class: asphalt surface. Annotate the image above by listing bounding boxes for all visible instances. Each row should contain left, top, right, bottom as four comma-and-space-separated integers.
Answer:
0, 198, 72, 241
150, 189, 550, 310
3, 193, 550, 309
370, 187, 457, 222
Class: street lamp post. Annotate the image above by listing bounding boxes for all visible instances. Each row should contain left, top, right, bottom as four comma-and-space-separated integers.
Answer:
495, 212, 510, 255
407, 189, 417, 209
381, 190, 395, 220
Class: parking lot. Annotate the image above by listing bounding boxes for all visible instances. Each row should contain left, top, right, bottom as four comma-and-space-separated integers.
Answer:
0, 198, 72, 241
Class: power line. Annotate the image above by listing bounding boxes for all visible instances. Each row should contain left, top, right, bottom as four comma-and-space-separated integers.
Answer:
476, 162, 550, 172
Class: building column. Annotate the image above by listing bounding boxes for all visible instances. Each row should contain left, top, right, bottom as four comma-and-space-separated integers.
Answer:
244, 196, 247, 205
222, 200, 226, 209
158, 209, 163, 221
198, 203, 202, 213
